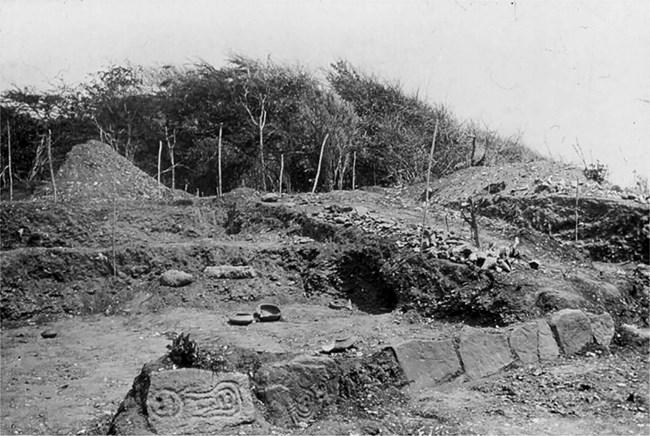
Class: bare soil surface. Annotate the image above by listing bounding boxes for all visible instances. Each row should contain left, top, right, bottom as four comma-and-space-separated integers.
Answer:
1, 144, 648, 435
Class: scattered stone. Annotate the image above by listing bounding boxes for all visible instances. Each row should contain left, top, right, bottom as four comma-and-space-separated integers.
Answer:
261, 193, 280, 202
389, 339, 462, 390
353, 206, 369, 216
548, 309, 593, 355
160, 269, 194, 287
256, 355, 339, 427
481, 257, 498, 270
484, 181, 506, 194
146, 369, 255, 434
459, 326, 514, 381
41, 330, 58, 339
529, 260, 540, 270
587, 312, 615, 347
204, 265, 256, 279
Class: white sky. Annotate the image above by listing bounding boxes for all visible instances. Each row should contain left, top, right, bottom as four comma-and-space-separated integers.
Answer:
1, 0, 648, 186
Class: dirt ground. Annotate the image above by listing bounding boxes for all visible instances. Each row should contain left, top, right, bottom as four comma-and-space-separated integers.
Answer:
1, 306, 648, 435
1, 150, 649, 435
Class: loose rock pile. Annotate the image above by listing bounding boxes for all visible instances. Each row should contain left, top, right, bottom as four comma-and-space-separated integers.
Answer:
36, 140, 173, 202
313, 204, 528, 273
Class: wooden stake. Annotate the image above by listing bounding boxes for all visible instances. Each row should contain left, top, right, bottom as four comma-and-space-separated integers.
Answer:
575, 179, 579, 242
112, 177, 117, 277
312, 133, 329, 194
421, 119, 439, 249
352, 151, 356, 191
279, 153, 284, 196
7, 122, 13, 201
157, 140, 162, 195
218, 123, 223, 197
47, 130, 57, 202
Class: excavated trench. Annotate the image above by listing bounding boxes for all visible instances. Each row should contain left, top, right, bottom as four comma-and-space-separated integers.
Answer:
2, 197, 648, 434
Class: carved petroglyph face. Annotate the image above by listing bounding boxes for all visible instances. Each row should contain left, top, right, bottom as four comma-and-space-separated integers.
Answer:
149, 389, 182, 418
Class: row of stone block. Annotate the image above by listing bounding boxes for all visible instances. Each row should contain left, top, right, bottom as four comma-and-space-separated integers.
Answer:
390, 309, 614, 391
123, 309, 615, 434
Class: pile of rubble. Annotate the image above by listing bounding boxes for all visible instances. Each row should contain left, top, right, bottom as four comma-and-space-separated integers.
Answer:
311, 205, 533, 273
35, 140, 174, 202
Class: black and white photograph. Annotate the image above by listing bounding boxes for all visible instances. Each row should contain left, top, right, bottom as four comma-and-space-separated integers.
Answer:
1, 0, 648, 434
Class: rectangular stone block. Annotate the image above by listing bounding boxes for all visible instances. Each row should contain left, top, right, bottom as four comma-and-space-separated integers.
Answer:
509, 322, 539, 364
146, 369, 255, 434
537, 319, 559, 361
204, 265, 256, 279
256, 355, 339, 427
548, 309, 593, 355
459, 326, 514, 381
389, 340, 461, 390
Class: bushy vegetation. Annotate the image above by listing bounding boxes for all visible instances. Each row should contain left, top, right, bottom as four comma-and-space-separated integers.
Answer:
0, 56, 544, 196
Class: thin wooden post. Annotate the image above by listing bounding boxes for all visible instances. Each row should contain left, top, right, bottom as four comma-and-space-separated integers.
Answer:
575, 179, 579, 242
312, 133, 329, 194
157, 140, 162, 196
352, 151, 356, 191
279, 153, 284, 196
47, 130, 57, 202
112, 177, 117, 276
7, 122, 13, 201
218, 123, 223, 197
420, 119, 439, 249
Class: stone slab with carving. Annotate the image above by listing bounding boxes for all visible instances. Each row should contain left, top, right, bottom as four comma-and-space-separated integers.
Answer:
459, 326, 514, 381
146, 368, 255, 434
255, 355, 339, 427
390, 339, 461, 389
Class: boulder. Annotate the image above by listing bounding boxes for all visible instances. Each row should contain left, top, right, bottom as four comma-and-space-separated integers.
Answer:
160, 269, 194, 287
508, 320, 559, 364
389, 340, 462, 390
509, 322, 539, 364
204, 265, 256, 279
547, 309, 593, 355
146, 369, 255, 434
353, 206, 369, 216
537, 319, 560, 361
255, 355, 339, 427
459, 326, 514, 380
261, 193, 280, 202
587, 312, 615, 347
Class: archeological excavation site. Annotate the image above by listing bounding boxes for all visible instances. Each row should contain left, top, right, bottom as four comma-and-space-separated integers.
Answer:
1, 140, 648, 435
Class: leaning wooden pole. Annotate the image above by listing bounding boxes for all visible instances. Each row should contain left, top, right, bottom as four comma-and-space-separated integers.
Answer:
312, 133, 329, 194
47, 129, 57, 202
7, 122, 13, 201
218, 123, 223, 197
420, 119, 439, 250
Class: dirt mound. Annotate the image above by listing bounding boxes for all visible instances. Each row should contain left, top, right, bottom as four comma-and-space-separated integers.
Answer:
403, 160, 645, 204
36, 140, 172, 202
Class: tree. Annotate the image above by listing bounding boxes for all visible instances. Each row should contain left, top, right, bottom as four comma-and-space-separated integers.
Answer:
81, 64, 153, 162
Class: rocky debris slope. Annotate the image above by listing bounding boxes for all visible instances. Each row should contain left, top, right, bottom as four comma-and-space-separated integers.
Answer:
35, 140, 175, 202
